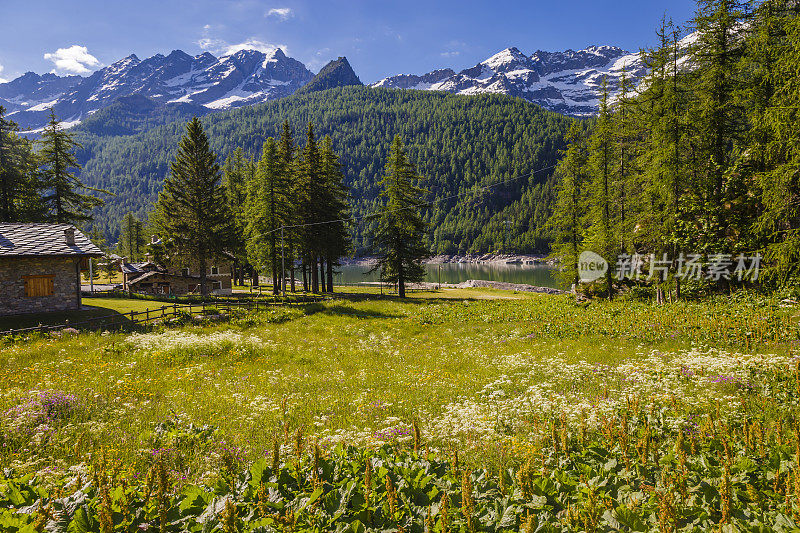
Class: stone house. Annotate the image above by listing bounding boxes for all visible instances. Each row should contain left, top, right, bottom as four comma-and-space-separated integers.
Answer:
124, 258, 233, 295
0, 224, 103, 316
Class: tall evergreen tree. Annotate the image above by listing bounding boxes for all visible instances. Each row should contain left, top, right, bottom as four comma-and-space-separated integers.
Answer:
0, 106, 45, 222
690, 0, 750, 250
371, 136, 429, 298
585, 79, 619, 298
296, 123, 325, 292
320, 135, 352, 292
38, 110, 104, 223
550, 122, 589, 288
223, 147, 255, 285
155, 117, 231, 295
119, 212, 145, 261
245, 138, 289, 294
277, 120, 299, 292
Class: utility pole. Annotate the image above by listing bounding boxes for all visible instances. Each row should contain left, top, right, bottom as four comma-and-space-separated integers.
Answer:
280, 226, 286, 297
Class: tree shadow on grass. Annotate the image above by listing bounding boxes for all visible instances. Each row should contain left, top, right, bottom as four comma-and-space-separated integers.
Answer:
303, 303, 405, 319
0, 306, 130, 334
327, 291, 488, 305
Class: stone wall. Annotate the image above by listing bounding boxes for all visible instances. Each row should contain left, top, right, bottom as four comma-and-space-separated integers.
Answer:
0, 256, 80, 316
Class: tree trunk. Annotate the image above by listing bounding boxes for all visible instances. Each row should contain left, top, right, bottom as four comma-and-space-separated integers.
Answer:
326, 257, 334, 294
398, 261, 405, 298
319, 257, 326, 293
252, 267, 259, 287
311, 256, 319, 293
302, 261, 308, 292
290, 252, 296, 293
199, 254, 208, 295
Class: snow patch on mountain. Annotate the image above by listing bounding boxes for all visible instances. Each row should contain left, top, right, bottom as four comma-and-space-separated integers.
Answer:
371, 44, 654, 116
2, 47, 314, 131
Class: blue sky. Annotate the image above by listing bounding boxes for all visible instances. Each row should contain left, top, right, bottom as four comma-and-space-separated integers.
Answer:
0, 0, 697, 83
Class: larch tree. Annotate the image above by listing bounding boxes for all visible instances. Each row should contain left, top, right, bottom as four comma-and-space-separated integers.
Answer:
319, 135, 351, 292
155, 117, 231, 295
585, 79, 618, 299
371, 135, 429, 298
550, 121, 589, 288
119, 212, 145, 261
245, 138, 287, 294
38, 110, 104, 223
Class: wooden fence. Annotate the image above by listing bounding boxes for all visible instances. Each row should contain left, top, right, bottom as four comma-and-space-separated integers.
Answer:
0, 297, 323, 337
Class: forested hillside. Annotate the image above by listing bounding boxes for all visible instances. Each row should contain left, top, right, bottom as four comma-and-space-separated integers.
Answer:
73, 87, 572, 254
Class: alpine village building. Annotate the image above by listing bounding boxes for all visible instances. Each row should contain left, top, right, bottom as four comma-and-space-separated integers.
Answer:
0, 224, 103, 316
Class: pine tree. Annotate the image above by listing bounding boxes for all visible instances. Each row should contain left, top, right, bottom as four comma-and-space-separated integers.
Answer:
585, 79, 619, 298
155, 117, 231, 295
690, 0, 750, 251
245, 138, 289, 294
550, 122, 589, 287
0, 106, 45, 222
277, 120, 299, 292
320, 135, 352, 292
296, 123, 326, 292
38, 109, 104, 223
371, 136, 429, 297
223, 148, 255, 286
119, 212, 145, 261
753, 1, 800, 281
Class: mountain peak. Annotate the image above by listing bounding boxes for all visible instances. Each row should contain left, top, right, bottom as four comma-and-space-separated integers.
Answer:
295, 56, 362, 95
482, 47, 535, 71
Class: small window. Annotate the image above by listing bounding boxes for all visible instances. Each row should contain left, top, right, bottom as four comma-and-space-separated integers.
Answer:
24, 275, 54, 297
181, 268, 190, 277
210, 266, 219, 275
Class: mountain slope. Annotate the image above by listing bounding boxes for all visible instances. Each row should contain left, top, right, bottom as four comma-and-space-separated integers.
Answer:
0, 72, 83, 114
75, 87, 573, 253
295, 57, 362, 95
373, 45, 647, 117
6, 48, 314, 132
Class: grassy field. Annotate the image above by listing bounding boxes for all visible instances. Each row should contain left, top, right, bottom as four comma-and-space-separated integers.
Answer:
2, 290, 800, 531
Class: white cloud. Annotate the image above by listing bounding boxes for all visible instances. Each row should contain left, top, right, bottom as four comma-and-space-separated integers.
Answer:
440, 40, 467, 59
266, 7, 293, 20
43, 45, 101, 75
197, 36, 287, 57
0, 64, 8, 83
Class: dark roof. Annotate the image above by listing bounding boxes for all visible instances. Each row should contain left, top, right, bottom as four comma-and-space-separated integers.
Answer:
121, 261, 161, 274
0, 224, 103, 257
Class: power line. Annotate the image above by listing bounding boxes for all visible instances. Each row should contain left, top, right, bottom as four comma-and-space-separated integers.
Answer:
258, 162, 560, 236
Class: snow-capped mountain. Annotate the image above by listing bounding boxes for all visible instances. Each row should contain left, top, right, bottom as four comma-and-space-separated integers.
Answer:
0, 72, 83, 115
4, 48, 314, 132
372, 45, 648, 117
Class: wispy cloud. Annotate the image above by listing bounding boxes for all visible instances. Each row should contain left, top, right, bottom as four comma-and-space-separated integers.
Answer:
440, 40, 467, 59
43, 45, 101, 75
198, 36, 287, 57
0, 64, 8, 83
266, 7, 293, 20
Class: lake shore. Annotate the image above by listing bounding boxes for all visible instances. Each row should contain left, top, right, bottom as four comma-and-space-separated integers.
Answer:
340, 253, 557, 266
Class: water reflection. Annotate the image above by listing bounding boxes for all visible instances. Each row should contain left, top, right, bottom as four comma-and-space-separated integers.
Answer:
334, 263, 562, 289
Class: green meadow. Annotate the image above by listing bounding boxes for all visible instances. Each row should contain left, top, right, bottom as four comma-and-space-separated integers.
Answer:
2, 290, 800, 531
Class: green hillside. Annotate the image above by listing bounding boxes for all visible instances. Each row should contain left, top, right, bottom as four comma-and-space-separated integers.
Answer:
75, 86, 573, 254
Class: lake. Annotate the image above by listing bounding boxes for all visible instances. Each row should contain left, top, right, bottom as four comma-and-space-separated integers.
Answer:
334, 262, 562, 289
